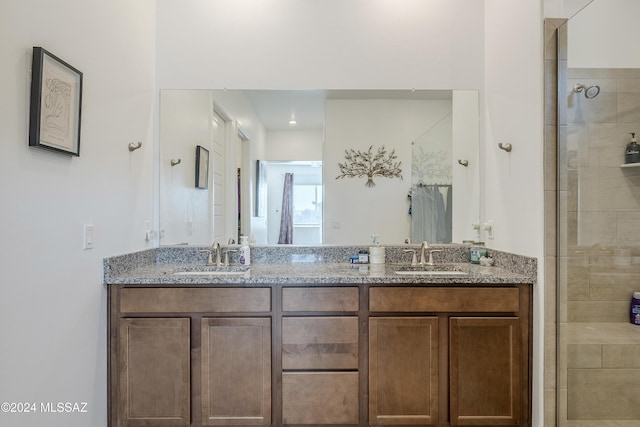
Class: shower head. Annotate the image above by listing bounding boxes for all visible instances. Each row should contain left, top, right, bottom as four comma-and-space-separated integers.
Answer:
573, 83, 600, 99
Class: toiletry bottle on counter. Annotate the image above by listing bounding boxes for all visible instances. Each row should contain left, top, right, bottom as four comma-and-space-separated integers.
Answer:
631, 292, 640, 325
239, 236, 251, 266
625, 132, 640, 164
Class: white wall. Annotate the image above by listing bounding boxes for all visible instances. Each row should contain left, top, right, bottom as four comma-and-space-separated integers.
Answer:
568, 0, 640, 68
484, 1, 544, 256
452, 91, 481, 243
484, 2, 544, 427
324, 99, 453, 244
159, 90, 214, 245
0, 1, 548, 426
0, 1, 156, 426
156, 0, 485, 90
265, 130, 323, 161
545, 0, 594, 18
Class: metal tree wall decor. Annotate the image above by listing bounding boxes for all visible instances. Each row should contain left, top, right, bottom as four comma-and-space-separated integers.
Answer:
336, 145, 403, 187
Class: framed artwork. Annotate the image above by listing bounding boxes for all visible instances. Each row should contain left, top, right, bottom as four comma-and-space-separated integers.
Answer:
29, 47, 83, 156
195, 145, 209, 189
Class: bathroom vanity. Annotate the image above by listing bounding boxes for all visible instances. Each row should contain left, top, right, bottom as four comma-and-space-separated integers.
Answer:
104, 246, 535, 427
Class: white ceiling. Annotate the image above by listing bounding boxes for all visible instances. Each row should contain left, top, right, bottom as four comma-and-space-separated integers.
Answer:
245, 89, 452, 131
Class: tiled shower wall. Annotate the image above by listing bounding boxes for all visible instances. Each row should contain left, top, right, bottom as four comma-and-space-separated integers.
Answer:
548, 19, 640, 427
563, 68, 640, 320
561, 62, 640, 423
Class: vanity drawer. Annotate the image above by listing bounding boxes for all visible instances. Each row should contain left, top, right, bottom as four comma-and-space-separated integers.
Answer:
119, 287, 271, 313
370, 287, 519, 313
282, 372, 359, 425
282, 287, 359, 312
282, 317, 359, 370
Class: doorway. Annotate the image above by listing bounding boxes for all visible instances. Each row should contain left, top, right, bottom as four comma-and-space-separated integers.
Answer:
263, 161, 323, 245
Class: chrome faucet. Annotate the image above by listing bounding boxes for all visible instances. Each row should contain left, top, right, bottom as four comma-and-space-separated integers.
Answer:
404, 241, 431, 267
419, 241, 429, 266
403, 248, 419, 266
223, 248, 238, 266
200, 242, 222, 267
425, 249, 442, 266
417, 241, 442, 266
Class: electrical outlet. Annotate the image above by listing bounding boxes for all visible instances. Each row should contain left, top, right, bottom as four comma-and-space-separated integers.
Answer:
483, 220, 494, 239
145, 221, 153, 241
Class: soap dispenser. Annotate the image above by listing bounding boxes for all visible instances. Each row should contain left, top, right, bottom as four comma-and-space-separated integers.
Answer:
625, 132, 640, 164
239, 235, 251, 266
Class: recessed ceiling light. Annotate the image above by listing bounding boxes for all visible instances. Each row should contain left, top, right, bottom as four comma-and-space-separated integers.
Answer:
289, 119, 297, 125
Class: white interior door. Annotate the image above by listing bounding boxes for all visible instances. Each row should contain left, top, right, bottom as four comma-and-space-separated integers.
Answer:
211, 111, 226, 244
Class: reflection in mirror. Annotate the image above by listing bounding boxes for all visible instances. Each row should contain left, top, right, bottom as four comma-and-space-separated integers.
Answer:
258, 161, 323, 245
159, 89, 479, 246
410, 112, 453, 243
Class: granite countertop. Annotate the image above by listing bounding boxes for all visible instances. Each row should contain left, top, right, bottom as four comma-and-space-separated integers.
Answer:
105, 262, 532, 286
103, 246, 536, 286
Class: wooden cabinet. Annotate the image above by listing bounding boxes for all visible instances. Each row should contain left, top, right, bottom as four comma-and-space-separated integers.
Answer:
280, 317, 359, 424
109, 287, 272, 427
282, 316, 359, 370
369, 286, 530, 427
109, 283, 531, 427
369, 317, 439, 425
281, 287, 360, 425
201, 318, 271, 426
282, 372, 359, 424
449, 317, 521, 426
117, 318, 191, 427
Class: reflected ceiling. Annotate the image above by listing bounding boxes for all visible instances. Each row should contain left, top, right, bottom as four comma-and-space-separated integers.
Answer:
244, 89, 453, 131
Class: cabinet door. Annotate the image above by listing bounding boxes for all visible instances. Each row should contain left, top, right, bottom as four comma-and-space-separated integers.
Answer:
369, 317, 439, 425
118, 318, 190, 427
449, 317, 520, 426
201, 318, 271, 426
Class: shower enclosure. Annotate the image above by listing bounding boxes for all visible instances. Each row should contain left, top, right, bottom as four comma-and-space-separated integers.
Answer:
548, 1, 640, 425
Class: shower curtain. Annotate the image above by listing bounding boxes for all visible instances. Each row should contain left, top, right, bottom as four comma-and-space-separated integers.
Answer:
278, 173, 294, 244
410, 184, 450, 243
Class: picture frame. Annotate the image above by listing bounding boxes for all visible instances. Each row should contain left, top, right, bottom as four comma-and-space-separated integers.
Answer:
29, 47, 83, 156
195, 145, 209, 189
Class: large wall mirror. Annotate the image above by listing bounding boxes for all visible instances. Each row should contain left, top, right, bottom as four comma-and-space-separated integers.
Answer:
159, 89, 479, 246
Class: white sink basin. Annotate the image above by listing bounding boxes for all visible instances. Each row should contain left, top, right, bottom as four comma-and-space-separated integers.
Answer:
170, 266, 250, 277
395, 270, 467, 276
394, 265, 468, 276
173, 270, 249, 276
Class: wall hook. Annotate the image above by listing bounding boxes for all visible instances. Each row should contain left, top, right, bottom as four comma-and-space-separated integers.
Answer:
170, 159, 182, 166
498, 142, 512, 152
458, 159, 469, 167
128, 141, 142, 152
